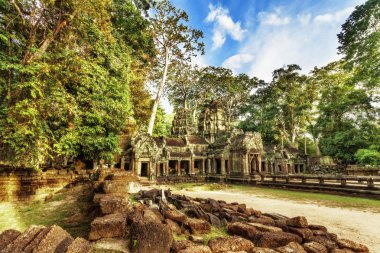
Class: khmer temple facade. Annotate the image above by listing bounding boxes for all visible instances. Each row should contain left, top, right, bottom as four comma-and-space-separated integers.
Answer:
116, 106, 307, 179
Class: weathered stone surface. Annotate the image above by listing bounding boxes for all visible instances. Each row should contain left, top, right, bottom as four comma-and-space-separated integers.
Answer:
31, 225, 73, 253
248, 222, 283, 233
332, 249, 355, 253
1, 226, 45, 253
308, 225, 327, 232
99, 195, 128, 215
265, 213, 289, 220
172, 240, 196, 253
336, 239, 369, 253
166, 218, 182, 235
143, 188, 160, 199
189, 235, 204, 243
208, 236, 255, 253
66, 237, 92, 253
143, 208, 163, 223
165, 209, 188, 223
287, 216, 308, 228
178, 245, 212, 253
250, 248, 279, 253
89, 213, 126, 241
276, 242, 306, 253
227, 222, 302, 248
308, 236, 337, 252
184, 218, 211, 234
303, 241, 328, 253
103, 180, 131, 195
287, 227, 313, 240
248, 216, 276, 226
256, 231, 302, 248
0, 229, 21, 249
207, 212, 222, 227
129, 221, 172, 253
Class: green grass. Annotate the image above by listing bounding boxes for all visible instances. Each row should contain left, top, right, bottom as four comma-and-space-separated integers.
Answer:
0, 185, 94, 238
167, 182, 380, 212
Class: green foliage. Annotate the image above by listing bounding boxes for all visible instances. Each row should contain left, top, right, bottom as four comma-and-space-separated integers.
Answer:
0, 0, 151, 168
338, 0, 380, 89
153, 107, 172, 137
355, 145, 380, 165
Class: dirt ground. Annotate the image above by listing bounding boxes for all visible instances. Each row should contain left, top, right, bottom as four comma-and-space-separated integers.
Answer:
168, 187, 380, 253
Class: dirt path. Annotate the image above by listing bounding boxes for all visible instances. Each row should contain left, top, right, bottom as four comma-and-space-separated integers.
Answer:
170, 188, 380, 253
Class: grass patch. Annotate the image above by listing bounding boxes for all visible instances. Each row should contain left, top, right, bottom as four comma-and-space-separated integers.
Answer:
0, 185, 94, 238
201, 226, 229, 245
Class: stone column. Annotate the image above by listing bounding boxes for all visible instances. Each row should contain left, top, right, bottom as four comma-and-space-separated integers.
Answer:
258, 155, 262, 173
191, 159, 195, 175
213, 158, 216, 174
177, 160, 181, 176
221, 158, 226, 175
120, 157, 125, 170
207, 159, 211, 174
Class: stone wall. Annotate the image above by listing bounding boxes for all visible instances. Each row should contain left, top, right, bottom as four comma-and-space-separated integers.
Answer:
0, 169, 91, 202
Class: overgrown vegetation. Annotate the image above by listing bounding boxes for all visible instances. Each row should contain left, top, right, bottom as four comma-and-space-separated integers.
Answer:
0, 185, 94, 237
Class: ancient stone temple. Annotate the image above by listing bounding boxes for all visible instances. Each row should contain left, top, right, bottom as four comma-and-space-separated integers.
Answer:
116, 105, 306, 179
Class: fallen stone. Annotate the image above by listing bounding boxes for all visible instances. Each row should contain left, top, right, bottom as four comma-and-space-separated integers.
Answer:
250, 248, 279, 253
265, 213, 289, 220
29, 225, 74, 253
1, 226, 45, 253
207, 212, 222, 227
336, 239, 369, 253
308, 225, 327, 232
178, 245, 212, 253
103, 180, 131, 195
165, 209, 188, 224
89, 213, 126, 241
66, 237, 92, 253
276, 242, 306, 253
286, 216, 308, 228
248, 222, 283, 233
143, 208, 163, 223
256, 231, 302, 248
208, 236, 255, 253
166, 218, 182, 235
287, 227, 313, 240
0, 229, 21, 249
248, 216, 276, 226
184, 218, 211, 234
142, 188, 160, 199
332, 249, 356, 253
227, 222, 302, 248
303, 241, 328, 253
172, 240, 196, 252
189, 235, 204, 243
129, 221, 172, 253
99, 195, 129, 215
307, 236, 337, 252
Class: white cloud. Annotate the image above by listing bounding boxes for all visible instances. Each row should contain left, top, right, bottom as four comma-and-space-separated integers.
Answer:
222, 54, 254, 73
206, 4, 246, 50
258, 8, 291, 26
224, 5, 361, 81
314, 7, 354, 24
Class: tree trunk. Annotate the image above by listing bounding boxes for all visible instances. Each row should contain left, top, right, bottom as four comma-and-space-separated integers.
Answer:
147, 49, 169, 135
314, 137, 321, 156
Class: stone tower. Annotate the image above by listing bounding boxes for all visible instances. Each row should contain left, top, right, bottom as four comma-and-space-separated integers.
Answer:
198, 102, 227, 143
171, 108, 197, 136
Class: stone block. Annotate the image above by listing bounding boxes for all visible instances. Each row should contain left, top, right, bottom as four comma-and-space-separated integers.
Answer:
184, 218, 211, 234
208, 236, 255, 253
336, 239, 369, 253
89, 213, 126, 241
66, 237, 92, 253
287, 216, 308, 228
0, 229, 21, 249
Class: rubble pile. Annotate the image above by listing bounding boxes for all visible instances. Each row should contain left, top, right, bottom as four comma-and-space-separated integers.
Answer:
87, 187, 370, 253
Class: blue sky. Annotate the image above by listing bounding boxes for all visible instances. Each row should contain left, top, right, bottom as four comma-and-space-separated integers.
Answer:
170, 0, 366, 80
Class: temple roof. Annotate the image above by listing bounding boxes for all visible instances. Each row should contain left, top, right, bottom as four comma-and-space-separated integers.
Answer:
187, 135, 209, 145
166, 137, 186, 147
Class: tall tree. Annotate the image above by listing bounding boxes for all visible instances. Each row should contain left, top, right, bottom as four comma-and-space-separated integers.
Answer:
147, 0, 204, 135
338, 0, 380, 89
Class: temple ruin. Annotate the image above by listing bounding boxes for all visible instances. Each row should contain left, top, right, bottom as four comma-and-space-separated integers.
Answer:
117, 105, 307, 179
